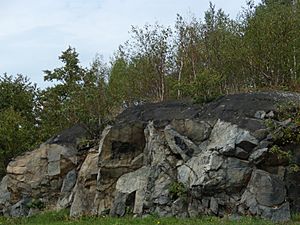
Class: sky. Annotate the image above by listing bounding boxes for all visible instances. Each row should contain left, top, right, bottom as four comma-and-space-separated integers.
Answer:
0, 0, 261, 88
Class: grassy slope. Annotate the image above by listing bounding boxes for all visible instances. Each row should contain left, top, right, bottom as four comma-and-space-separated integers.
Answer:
0, 210, 300, 225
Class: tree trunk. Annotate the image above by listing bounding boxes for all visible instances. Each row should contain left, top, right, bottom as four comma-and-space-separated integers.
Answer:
177, 60, 183, 99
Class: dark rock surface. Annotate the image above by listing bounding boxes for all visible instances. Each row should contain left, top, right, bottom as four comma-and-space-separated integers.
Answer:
116, 101, 202, 125
197, 92, 300, 131
45, 124, 88, 146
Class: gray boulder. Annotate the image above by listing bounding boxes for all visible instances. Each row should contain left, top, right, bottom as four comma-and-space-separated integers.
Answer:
240, 169, 290, 222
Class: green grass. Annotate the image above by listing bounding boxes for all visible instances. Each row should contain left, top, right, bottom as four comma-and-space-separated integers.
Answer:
0, 210, 300, 225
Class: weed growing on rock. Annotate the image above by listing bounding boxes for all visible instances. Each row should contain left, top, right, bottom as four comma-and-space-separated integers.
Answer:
169, 181, 187, 200
26, 198, 45, 210
265, 102, 300, 174
269, 145, 291, 161
288, 164, 300, 173
276, 101, 300, 124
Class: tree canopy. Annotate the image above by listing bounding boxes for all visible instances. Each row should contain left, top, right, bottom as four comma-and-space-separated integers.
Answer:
0, 74, 39, 177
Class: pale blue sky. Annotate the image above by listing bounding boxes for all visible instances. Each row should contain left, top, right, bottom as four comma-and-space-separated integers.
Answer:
0, 0, 261, 87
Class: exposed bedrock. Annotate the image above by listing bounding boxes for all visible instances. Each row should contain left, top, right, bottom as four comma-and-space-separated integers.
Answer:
1, 92, 300, 222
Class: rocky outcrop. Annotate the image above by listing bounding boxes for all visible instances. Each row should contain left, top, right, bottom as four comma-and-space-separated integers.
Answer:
0, 124, 89, 216
1, 92, 300, 222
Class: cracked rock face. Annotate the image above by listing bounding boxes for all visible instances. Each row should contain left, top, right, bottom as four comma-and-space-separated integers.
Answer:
0, 125, 88, 217
1, 92, 300, 222
240, 169, 290, 221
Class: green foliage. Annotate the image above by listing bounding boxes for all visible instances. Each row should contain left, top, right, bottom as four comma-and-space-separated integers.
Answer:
26, 198, 45, 210
244, 0, 300, 87
0, 74, 38, 121
268, 122, 299, 145
0, 108, 35, 176
192, 69, 223, 103
269, 145, 291, 160
125, 206, 133, 215
266, 102, 300, 173
108, 58, 131, 107
111, 24, 173, 103
267, 102, 300, 145
289, 163, 300, 173
0, 74, 39, 177
169, 181, 187, 200
276, 101, 300, 124
0, 209, 297, 225
40, 47, 109, 140
108, 0, 300, 103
